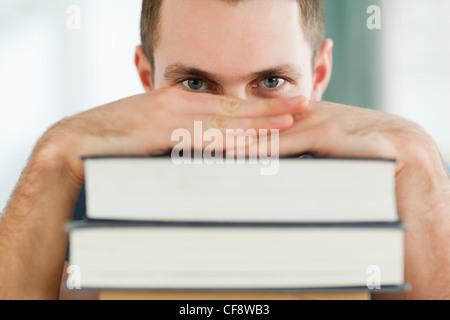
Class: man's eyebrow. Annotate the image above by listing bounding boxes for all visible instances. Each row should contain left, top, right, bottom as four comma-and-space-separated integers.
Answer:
249, 65, 303, 80
163, 63, 303, 82
164, 63, 219, 81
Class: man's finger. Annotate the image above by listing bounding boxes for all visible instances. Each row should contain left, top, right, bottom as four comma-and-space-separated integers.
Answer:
277, 124, 397, 159
205, 114, 294, 133
179, 92, 309, 118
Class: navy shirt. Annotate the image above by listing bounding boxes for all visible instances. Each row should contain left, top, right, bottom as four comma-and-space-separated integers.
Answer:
73, 184, 87, 222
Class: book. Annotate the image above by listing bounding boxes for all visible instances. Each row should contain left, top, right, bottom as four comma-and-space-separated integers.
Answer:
98, 290, 371, 300
67, 221, 405, 290
82, 156, 398, 223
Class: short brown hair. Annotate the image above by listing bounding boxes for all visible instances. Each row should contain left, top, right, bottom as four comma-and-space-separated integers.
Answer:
140, 0, 325, 72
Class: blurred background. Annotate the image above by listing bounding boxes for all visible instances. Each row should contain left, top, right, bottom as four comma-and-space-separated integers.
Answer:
0, 0, 449, 211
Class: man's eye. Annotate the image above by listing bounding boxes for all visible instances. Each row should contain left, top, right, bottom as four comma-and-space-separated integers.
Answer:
182, 79, 208, 91
253, 77, 285, 90
260, 77, 285, 89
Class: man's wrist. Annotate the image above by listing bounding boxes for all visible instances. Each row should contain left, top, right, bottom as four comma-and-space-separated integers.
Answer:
32, 123, 84, 188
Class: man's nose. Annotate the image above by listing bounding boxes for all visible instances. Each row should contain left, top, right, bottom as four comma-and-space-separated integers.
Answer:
221, 86, 250, 101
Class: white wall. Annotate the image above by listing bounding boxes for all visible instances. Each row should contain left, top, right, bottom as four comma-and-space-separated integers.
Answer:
381, 0, 450, 160
0, 0, 143, 210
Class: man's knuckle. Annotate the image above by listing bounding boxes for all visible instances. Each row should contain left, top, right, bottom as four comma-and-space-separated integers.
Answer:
156, 87, 178, 106
220, 97, 241, 114
319, 122, 340, 135
209, 115, 229, 131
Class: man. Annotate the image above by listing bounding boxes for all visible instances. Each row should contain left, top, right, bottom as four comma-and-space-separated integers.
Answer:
0, 0, 449, 300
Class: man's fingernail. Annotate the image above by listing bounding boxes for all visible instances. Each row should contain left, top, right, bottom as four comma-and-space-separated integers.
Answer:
271, 114, 290, 124
285, 96, 305, 106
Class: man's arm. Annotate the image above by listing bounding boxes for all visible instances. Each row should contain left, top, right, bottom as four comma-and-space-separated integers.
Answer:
0, 140, 81, 299
0, 88, 303, 299
278, 100, 450, 299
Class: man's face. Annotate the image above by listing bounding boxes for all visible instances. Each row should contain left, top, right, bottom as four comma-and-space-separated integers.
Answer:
152, 0, 314, 100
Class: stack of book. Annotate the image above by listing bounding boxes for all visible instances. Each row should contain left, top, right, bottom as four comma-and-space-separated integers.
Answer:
66, 155, 407, 300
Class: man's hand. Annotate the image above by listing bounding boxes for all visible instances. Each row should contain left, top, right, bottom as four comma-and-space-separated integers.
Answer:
276, 99, 450, 299
0, 88, 306, 299
40, 88, 307, 186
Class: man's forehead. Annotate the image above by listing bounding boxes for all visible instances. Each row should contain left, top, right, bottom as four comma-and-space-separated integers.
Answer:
154, 0, 311, 79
